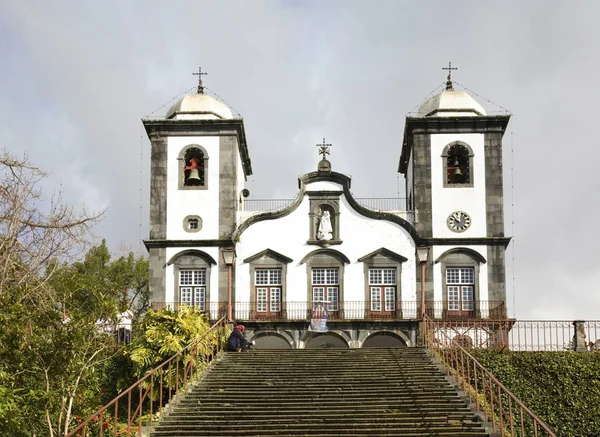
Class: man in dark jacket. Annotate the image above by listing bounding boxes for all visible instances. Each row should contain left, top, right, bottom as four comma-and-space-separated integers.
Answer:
227, 324, 250, 352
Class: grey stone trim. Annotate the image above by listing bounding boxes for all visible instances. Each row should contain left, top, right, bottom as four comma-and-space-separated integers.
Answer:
219, 136, 237, 239
419, 237, 511, 247
166, 249, 217, 266
438, 252, 481, 316
149, 135, 168, 240
144, 239, 234, 249
359, 252, 404, 317
243, 249, 293, 264
233, 170, 419, 242
148, 247, 166, 304
238, 320, 418, 349
358, 248, 408, 264
177, 144, 209, 191
143, 118, 252, 176
399, 115, 511, 174
484, 132, 505, 237
308, 195, 341, 246
441, 141, 474, 188
486, 245, 506, 303
182, 215, 202, 233
300, 248, 351, 265
412, 134, 433, 237
170, 253, 213, 307
303, 252, 346, 310
434, 248, 486, 264
247, 254, 289, 318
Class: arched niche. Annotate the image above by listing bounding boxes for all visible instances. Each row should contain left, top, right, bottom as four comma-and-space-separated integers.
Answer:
304, 333, 349, 349
362, 332, 407, 348
251, 332, 293, 350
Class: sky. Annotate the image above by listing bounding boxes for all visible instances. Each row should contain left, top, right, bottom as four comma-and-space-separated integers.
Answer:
1, 1, 599, 320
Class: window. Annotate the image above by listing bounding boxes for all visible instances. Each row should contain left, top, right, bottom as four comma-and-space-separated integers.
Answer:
446, 267, 474, 313
369, 268, 396, 312
179, 269, 206, 311
442, 141, 474, 188
188, 218, 198, 229
178, 145, 209, 190
255, 269, 282, 317
312, 268, 339, 311
446, 144, 470, 184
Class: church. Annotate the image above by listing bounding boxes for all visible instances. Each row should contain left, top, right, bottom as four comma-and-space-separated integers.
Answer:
143, 70, 511, 349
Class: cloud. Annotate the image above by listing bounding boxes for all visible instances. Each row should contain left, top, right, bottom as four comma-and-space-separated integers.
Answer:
1, 0, 599, 319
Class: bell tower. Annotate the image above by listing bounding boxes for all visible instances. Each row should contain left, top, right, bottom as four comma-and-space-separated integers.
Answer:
399, 67, 511, 318
143, 72, 252, 306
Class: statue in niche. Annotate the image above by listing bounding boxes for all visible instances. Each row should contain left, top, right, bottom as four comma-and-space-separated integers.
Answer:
317, 209, 333, 241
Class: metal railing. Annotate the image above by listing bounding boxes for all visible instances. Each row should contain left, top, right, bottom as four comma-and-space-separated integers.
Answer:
423, 316, 557, 437
150, 301, 507, 322
241, 197, 410, 212
66, 316, 228, 437
429, 319, 600, 351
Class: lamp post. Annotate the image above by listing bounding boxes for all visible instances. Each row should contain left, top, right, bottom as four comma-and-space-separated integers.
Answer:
221, 248, 236, 321
416, 246, 430, 319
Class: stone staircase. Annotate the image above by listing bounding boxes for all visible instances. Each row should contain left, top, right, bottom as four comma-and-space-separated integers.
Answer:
150, 348, 490, 437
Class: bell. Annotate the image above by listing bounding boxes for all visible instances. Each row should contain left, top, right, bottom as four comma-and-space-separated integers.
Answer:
186, 169, 201, 184
451, 166, 465, 183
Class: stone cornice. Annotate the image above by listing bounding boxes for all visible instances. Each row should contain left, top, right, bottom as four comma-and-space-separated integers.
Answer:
144, 239, 234, 249
417, 237, 512, 248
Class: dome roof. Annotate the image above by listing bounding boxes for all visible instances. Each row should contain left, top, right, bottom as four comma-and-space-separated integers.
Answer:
166, 93, 232, 120
417, 89, 486, 117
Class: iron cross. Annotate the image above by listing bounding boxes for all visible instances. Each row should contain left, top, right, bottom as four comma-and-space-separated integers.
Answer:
193, 67, 208, 94
442, 62, 457, 89
317, 138, 332, 160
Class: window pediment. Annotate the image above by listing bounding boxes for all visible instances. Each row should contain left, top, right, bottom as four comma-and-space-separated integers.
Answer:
300, 248, 350, 265
358, 248, 408, 264
435, 248, 486, 264
243, 249, 293, 264
167, 250, 217, 267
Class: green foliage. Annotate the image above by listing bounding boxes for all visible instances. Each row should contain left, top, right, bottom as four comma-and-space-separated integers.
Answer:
0, 239, 149, 437
129, 306, 212, 377
471, 350, 600, 437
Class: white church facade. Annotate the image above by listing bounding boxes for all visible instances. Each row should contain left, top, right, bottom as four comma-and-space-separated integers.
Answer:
143, 75, 511, 349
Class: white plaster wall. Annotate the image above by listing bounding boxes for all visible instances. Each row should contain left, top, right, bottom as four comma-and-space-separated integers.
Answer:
431, 245, 489, 318
166, 136, 220, 240
430, 133, 487, 238
234, 180, 417, 315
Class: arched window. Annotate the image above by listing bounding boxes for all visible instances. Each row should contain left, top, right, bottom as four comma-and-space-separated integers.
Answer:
436, 248, 487, 319
244, 249, 293, 320
301, 249, 350, 319
442, 142, 474, 187
167, 250, 216, 312
178, 145, 209, 190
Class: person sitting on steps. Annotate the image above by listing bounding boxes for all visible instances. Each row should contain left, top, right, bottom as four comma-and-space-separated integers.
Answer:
227, 324, 252, 352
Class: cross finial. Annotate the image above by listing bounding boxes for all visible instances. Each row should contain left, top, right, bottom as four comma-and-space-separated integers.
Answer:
317, 138, 332, 160
193, 67, 208, 94
442, 62, 457, 90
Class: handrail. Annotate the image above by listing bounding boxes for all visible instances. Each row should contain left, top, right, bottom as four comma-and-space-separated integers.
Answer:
423, 316, 557, 437
66, 316, 228, 437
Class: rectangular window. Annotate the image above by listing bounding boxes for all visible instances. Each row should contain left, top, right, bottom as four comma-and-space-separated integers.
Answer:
369, 268, 396, 313
312, 268, 339, 311
254, 269, 282, 317
179, 269, 206, 311
446, 267, 475, 313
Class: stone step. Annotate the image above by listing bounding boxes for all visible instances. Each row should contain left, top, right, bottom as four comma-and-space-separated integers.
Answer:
149, 348, 489, 437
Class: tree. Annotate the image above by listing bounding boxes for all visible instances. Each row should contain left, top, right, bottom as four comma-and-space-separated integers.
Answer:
0, 151, 145, 436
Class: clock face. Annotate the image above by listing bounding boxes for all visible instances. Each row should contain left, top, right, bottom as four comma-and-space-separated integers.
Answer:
447, 211, 471, 233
